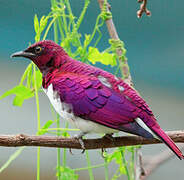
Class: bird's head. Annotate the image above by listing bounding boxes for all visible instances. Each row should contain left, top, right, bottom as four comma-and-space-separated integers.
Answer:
11, 40, 68, 74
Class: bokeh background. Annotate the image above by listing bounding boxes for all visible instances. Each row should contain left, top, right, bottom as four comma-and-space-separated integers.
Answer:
0, 0, 184, 179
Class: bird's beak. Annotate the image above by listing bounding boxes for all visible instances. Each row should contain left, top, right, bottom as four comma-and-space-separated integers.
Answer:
11, 51, 35, 59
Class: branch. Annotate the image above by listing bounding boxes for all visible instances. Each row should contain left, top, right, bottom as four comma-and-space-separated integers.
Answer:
98, 0, 133, 86
0, 131, 183, 149
140, 144, 184, 180
137, 0, 151, 18
97, 1, 180, 179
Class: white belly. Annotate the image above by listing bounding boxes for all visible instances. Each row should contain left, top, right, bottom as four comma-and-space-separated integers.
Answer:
43, 84, 118, 134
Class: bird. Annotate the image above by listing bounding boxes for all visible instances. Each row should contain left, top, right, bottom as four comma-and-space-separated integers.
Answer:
11, 40, 184, 159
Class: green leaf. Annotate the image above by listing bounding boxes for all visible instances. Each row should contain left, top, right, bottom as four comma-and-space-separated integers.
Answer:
42, 120, 54, 129
0, 85, 32, 100
88, 47, 117, 66
13, 96, 25, 106
57, 166, 78, 180
119, 166, 126, 175
38, 120, 54, 135
62, 131, 70, 137
34, 14, 39, 34
40, 16, 48, 33
0, 85, 34, 106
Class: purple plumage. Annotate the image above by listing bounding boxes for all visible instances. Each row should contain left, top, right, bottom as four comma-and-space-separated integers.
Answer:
11, 40, 184, 160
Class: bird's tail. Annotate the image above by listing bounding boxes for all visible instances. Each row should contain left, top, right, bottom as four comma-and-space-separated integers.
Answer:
141, 114, 184, 160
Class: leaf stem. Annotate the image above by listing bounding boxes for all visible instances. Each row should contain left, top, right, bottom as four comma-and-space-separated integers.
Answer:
52, 0, 59, 44
40, 128, 79, 132
119, 148, 130, 180
76, 0, 90, 30
56, 114, 61, 180
85, 150, 94, 180
104, 158, 109, 180
33, 64, 41, 180
60, 0, 68, 35
74, 163, 106, 171
62, 122, 68, 168
43, 16, 57, 40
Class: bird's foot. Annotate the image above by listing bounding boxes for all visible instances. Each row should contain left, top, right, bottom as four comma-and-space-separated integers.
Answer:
101, 148, 107, 158
100, 133, 114, 158
102, 133, 114, 141
73, 132, 87, 154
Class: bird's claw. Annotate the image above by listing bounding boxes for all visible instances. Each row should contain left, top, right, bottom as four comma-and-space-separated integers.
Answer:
69, 148, 74, 155
102, 133, 114, 141
101, 148, 107, 158
77, 137, 86, 153
73, 132, 87, 154
100, 133, 115, 158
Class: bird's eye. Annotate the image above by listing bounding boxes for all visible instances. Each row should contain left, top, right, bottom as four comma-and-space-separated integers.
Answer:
35, 46, 42, 54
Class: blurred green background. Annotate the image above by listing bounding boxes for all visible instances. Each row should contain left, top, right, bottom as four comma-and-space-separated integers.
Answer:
0, 0, 184, 179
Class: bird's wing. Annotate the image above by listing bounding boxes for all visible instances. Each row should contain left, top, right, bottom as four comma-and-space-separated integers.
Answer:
51, 72, 153, 138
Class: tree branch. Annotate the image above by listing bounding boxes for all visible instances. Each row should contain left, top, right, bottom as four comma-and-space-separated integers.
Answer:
97, 1, 182, 179
98, 0, 133, 86
140, 144, 184, 180
0, 131, 183, 149
137, 0, 151, 18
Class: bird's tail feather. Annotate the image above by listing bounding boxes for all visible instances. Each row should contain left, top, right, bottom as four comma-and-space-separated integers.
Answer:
142, 115, 184, 160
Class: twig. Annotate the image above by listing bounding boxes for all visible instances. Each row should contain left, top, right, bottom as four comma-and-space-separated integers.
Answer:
137, 0, 151, 18
97, 1, 151, 179
98, 0, 133, 86
140, 144, 184, 180
97, 1, 149, 179
135, 149, 146, 180
0, 131, 183, 149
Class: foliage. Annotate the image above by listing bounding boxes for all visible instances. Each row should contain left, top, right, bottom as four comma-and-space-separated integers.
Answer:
0, 0, 137, 179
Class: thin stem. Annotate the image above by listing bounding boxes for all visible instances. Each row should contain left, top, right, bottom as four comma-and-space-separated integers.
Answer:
74, 163, 106, 171
62, 148, 66, 168
76, 0, 90, 30
57, 18, 65, 41
62, 122, 68, 168
65, 0, 83, 48
37, 148, 40, 180
0, 147, 25, 173
52, 0, 59, 44
33, 67, 41, 131
81, 14, 103, 62
19, 63, 33, 85
56, 114, 61, 180
39, 128, 79, 132
119, 148, 130, 180
54, 21, 58, 44
51, 15, 61, 180
64, 0, 75, 31
114, 63, 121, 76
43, 16, 57, 40
33, 64, 41, 180
131, 147, 135, 179
85, 150, 94, 180
87, 15, 101, 48
60, 0, 68, 35
104, 158, 109, 180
